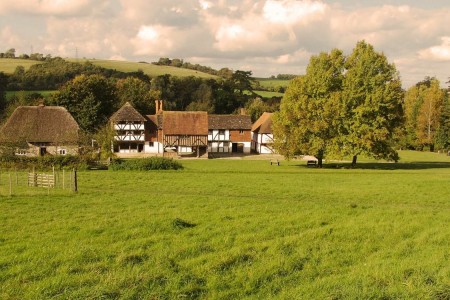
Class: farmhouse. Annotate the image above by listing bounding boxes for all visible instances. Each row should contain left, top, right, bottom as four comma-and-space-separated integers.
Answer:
150, 101, 209, 157
110, 102, 146, 154
251, 112, 275, 154
208, 114, 252, 154
0, 105, 79, 156
110, 101, 255, 157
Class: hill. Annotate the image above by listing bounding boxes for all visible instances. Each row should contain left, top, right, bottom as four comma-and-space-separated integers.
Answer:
0, 58, 43, 73
0, 58, 218, 79
65, 59, 218, 79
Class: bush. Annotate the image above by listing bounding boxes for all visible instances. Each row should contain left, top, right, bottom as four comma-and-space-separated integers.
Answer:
109, 157, 183, 171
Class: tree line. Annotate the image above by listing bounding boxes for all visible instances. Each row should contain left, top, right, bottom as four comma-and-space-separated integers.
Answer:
274, 41, 450, 167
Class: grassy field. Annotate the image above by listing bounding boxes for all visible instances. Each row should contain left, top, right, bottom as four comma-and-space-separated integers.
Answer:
1, 151, 450, 299
0, 58, 43, 74
5, 90, 57, 101
0, 58, 217, 79
253, 90, 284, 98
256, 78, 292, 89
66, 59, 218, 79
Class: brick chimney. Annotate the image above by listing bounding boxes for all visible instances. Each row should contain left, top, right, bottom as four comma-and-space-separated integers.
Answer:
155, 100, 164, 114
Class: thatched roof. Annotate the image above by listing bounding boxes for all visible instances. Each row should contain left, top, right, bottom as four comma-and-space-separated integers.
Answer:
251, 112, 273, 134
208, 115, 252, 130
110, 102, 146, 122
0, 105, 79, 143
161, 111, 208, 135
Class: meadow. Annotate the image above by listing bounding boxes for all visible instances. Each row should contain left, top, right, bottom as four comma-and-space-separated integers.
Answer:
0, 151, 449, 299
0, 58, 42, 74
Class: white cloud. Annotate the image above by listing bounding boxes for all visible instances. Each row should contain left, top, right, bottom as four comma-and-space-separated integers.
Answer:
419, 37, 450, 61
263, 0, 326, 24
2, 0, 450, 87
0, 0, 94, 16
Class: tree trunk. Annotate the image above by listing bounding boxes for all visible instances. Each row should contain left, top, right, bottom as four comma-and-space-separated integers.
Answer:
430, 144, 435, 152
351, 155, 357, 167
317, 150, 324, 168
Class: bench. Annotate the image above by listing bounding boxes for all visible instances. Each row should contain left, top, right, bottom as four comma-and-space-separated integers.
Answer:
307, 160, 317, 167
270, 159, 280, 166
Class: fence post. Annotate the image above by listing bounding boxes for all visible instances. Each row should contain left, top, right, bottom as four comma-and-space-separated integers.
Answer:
73, 168, 78, 193
62, 169, 65, 189
9, 173, 12, 196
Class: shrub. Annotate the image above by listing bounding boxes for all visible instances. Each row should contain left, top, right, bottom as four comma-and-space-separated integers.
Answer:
109, 157, 183, 171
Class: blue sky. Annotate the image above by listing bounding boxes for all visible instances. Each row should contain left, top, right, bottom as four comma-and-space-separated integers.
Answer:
1, 0, 450, 88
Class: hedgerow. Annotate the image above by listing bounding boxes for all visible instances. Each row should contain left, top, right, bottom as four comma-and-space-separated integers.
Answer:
109, 157, 183, 171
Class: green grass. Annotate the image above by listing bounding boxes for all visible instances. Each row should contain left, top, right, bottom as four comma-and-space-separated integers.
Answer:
253, 90, 284, 98
1, 151, 450, 299
66, 58, 218, 79
255, 78, 292, 89
0, 58, 218, 79
0, 58, 43, 74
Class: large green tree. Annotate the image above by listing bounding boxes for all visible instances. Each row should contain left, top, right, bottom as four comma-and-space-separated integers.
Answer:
116, 77, 153, 115
402, 77, 446, 151
50, 74, 118, 133
341, 41, 404, 165
274, 41, 404, 167
273, 49, 345, 167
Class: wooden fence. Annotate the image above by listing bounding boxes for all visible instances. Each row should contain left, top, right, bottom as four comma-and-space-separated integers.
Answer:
0, 168, 78, 196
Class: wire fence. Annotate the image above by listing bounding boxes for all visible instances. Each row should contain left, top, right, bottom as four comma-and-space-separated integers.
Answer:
0, 167, 78, 197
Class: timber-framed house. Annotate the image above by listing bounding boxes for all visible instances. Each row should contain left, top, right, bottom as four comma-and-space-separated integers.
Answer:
251, 112, 275, 154
110, 102, 146, 153
208, 114, 252, 154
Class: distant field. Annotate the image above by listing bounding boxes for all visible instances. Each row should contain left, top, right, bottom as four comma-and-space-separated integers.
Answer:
0, 58, 42, 74
66, 58, 218, 79
253, 90, 284, 98
1, 151, 449, 299
256, 78, 292, 89
5, 90, 56, 100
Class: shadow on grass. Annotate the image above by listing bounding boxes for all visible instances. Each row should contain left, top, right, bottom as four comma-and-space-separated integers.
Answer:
320, 161, 450, 170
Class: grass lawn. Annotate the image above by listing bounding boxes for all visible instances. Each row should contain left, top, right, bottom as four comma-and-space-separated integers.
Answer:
0, 151, 449, 299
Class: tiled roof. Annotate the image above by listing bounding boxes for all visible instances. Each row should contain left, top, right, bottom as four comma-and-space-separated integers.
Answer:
208, 115, 252, 130
162, 111, 208, 135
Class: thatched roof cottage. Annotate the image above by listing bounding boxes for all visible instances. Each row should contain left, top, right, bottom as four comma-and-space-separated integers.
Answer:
0, 105, 79, 156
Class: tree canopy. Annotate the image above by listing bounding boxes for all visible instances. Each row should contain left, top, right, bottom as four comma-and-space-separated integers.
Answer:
274, 41, 404, 166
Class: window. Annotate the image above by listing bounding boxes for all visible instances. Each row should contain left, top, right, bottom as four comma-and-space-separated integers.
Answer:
239, 130, 244, 134
58, 149, 67, 155
149, 142, 154, 147
16, 149, 26, 155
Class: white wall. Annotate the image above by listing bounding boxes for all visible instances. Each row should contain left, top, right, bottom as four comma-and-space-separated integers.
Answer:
144, 141, 163, 154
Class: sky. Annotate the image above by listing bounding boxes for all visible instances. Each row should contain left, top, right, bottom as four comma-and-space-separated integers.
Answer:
1, 0, 450, 88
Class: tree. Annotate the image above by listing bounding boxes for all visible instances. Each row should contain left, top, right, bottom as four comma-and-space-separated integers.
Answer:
50, 74, 118, 133
231, 70, 254, 95
116, 77, 153, 115
416, 79, 445, 151
0, 72, 8, 119
273, 49, 345, 167
245, 97, 272, 122
341, 41, 403, 165
403, 78, 446, 151
5, 48, 15, 58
